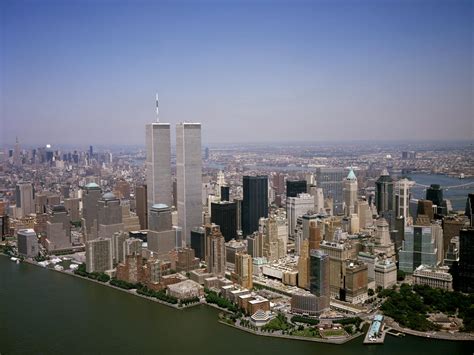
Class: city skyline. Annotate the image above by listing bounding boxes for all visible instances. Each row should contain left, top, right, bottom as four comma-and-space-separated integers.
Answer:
2, 0, 473, 145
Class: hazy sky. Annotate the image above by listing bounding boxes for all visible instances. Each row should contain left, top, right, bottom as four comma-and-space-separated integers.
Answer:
1, 0, 473, 146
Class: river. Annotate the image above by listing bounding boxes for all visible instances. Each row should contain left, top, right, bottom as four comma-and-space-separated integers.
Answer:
0, 256, 472, 354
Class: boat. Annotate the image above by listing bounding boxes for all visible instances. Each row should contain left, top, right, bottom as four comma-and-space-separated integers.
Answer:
459, 173, 465, 179
10, 257, 20, 263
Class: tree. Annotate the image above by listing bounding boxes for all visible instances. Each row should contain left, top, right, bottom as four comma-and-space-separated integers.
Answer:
397, 270, 406, 281
368, 288, 375, 297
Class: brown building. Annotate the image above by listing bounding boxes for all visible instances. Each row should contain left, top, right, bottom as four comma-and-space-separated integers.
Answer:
232, 252, 253, 289
115, 179, 131, 200
443, 216, 467, 254
297, 239, 310, 289
308, 221, 321, 250
176, 247, 200, 272
116, 254, 144, 284
343, 259, 368, 304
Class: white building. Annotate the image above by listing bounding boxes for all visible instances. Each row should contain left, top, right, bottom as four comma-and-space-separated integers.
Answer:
287, 193, 314, 237
413, 265, 453, 291
374, 259, 397, 289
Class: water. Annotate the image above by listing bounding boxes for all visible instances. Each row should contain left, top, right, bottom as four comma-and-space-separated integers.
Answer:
1, 257, 472, 354
407, 173, 474, 210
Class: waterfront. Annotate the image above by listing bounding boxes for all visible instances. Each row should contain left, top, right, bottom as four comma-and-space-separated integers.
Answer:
1, 257, 472, 355
407, 173, 474, 210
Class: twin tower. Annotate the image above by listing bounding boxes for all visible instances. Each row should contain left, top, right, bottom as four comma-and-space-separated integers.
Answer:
145, 121, 202, 246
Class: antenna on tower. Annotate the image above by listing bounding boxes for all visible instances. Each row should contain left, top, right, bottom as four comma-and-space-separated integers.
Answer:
155, 93, 160, 123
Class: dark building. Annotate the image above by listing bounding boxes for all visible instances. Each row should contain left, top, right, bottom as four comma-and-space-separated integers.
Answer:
315, 167, 346, 215
426, 184, 446, 216
309, 250, 330, 312
458, 228, 474, 293
466, 193, 474, 227
242, 176, 268, 237
375, 169, 395, 215
286, 180, 307, 198
0, 215, 9, 240
211, 201, 237, 242
220, 186, 230, 202
135, 185, 148, 230
191, 227, 206, 260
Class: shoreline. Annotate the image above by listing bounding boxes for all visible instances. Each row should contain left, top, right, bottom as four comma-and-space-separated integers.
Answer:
4, 254, 474, 343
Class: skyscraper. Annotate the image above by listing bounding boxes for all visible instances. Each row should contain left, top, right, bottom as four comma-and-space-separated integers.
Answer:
458, 228, 474, 293
315, 167, 345, 215
86, 237, 113, 273
97, 192, 124, 239
211, 201, 237, 242
135, 185, 148, 230
395, 178, 414, 224
466, 194, 474, 227
375, 169, 395, 215
190, 226, 205, 260
242, 176, 268, 237
46, 205, 71, 253
82, 182, 102, 241
15, 181, 35, 218
176, 123, 203, 245
146, 122, 172, 212
287, 193, 314, 237
286, 180, 307, 198
343, 168, 358, 216
205, 225, 225, 277
309, 250, 330, 313
233, 252, 253, 289
17, 229, 38, 258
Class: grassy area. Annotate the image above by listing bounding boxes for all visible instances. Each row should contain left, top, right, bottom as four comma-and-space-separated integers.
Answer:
321, 329, 346, 337
291, 327, 321, 338
262, 313, 293, 332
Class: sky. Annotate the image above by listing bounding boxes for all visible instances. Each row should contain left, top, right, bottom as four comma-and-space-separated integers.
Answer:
1, 0, 473, 146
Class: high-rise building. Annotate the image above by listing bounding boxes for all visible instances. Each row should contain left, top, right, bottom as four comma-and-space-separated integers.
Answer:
233, 252, 253, 289
260, 217, 280, 262
395, 178, 414, 224
320, 240, 355, 296
458, 228, 474, 293
247, 232, 263, 258
465, 194, 474, 227
220, 186, 230, 202
287, 193, 314, 237
426, 184, 444, 210
373, 218, 395, 259
242, 176, 268, 237
374, 259, 397, 289
205, 225, 225, 276
225, 239, 246, 269
176, 247, 200, 272
211, 201, 237, 242
191, 226, 206, 260
309, 250, 330, 313
343, 168, 358, 217
45, 205, 71, 253
176, 123, 203, 245
15, 181, 35, 218
17, 229, 38, 258
86, 237, 113, 273
97, 192, 124, 239
308, 186, 325, 214
82, 182, 102, 241
64, 198, 80, 222
375, 169, 395, 215
145, 122, 172, 211
147, 204, 177, 257
286, 180, 307, 198
298, 239, 310, 289
416, 199, 434, 224
342, 260, 368, 304
315, 167, 346, 215
399, 224, 442, 273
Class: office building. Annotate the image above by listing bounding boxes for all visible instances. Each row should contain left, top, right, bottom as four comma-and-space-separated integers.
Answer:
64, 198, 80, 222
395, 178, 414, 224
146, 122, 172, 211
247, 232, 263, 258
190, 226, 206, 260
286, 180, 307, 198
135, 185, 148, 229
374, 259, 397, 289
458, 228, 474, 293
225, 239, 246, 269
399, 224, 442, 273
17, 229, 38, 258
233, 252, 253, 289
287, 193, 314, 237
242, 176, 268, 237
45, 205, 71, 253
343, 260, 368, 304
315, 167, 345, 215
465, 194, 474, 227
147, 204, 177, 257
426, 184, 444, 213
220, 186, 230, 202
298, 239, 310, 289
176, 247, 200, 272
343, 168, 357, 216
15, 181, 35, 218
97, 192, 124, 239
308, 185, 325, 214
373, 218, 395, 259
320, 240, 356, 296
205, 225, 225, 276
85, 237, 113, 273
375, 169, 395, 215
309, 250, 330, 313
211, 201, 237, 242
176, 123, 203, 245
82, 182, 102, 241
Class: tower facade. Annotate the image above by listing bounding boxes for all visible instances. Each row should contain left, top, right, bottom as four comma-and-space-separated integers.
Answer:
375, 169, 395, 215
146, 123, 172, 211
315, 167, 345, 215
176, 123, 203, 245
82, 182, 102, 241
343, 169, 357, 216
309, 249, 330, 313
15, 181, 35, 218
242, 176, 268, 237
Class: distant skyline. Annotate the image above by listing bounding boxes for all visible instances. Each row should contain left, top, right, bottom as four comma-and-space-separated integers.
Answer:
2, 0, 473, 145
